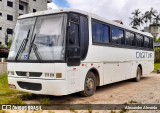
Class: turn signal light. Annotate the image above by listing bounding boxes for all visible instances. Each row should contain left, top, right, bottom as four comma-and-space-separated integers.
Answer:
56, 73, 62, 78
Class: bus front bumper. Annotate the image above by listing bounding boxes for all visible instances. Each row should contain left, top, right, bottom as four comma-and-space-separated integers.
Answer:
8, 76, 68, 96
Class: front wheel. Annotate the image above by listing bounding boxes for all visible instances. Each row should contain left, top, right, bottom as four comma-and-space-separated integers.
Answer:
80, 72, 96, 97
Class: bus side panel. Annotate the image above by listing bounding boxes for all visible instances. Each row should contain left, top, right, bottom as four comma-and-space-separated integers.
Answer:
130, 61, 137, 78
66, 65, 80, 94
77, 62, 104, 91
84, 45, 154, 86
85, 46, 127, 85
123, 62, 132, 79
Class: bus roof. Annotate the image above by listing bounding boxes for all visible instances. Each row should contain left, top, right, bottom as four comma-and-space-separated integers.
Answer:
18, 9, 153, 38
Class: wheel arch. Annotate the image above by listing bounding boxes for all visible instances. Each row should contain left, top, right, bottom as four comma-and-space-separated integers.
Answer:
88, 68, 100, 86
138, 64, 142, 75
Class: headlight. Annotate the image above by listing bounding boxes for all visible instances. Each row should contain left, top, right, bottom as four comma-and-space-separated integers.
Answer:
45, 73, 50, 77
8, 71, 15, 75
50, 73, 54, 78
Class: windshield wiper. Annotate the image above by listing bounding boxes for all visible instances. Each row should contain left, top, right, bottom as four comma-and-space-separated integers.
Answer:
32, 43, 42, 62
28, 34, 42, 62
15, 29, 30, 61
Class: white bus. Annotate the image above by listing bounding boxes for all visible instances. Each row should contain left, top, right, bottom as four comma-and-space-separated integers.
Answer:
7, 9, 154, 97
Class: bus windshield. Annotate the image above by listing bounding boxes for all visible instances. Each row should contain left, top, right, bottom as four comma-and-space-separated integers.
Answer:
8, 14, 67, 62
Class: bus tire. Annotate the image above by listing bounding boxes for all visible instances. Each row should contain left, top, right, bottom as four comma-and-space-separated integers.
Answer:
134, 66, 141, 82
80, 71, 96, 97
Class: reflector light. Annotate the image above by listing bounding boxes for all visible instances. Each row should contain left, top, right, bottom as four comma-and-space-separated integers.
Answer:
9, 84, 16, 89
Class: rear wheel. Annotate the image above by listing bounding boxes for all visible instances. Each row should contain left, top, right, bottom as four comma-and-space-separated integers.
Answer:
80, 72, 96, 97
134, 66, 141, 82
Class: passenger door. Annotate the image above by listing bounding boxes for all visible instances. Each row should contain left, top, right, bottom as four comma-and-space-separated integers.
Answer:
66, 13, 81, 93
66, 14, 81, 66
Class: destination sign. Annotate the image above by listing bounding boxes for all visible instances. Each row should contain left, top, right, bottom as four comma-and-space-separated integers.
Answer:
136, 52, 153, 58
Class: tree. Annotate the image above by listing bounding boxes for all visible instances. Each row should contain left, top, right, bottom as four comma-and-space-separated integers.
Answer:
153, 14, 160, 25
130, 8, 159, 29
156, 38, 160, 42
142, 11, 150, 27
148, 7, 157, 24
131, 9, 141, 17
130, 9, 141, 29
138, 16, 144, 29
130, 17, 138, 29
7, 39, 12, 49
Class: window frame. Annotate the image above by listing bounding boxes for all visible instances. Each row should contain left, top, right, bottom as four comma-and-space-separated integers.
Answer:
125, 30, 136, 47
7, 28, 13, 34
7, 14, 13, 21
7, 0, 13, 7
91, 18, 153, 51
33, 9, 36, 13
68, 21, 80, 46
19, 4, 24, 10
144, 36, 150, 48
92, 19, 110, 44
111, 26, 125, 45
136, 33, 144, 48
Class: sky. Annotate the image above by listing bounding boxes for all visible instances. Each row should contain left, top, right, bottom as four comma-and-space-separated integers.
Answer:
47, 0, 160, 27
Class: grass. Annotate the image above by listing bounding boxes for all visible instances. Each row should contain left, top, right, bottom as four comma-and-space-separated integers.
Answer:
39, 98, 50, 104
0, 111, 9, 113
154, 63, 160, 72
0, 73, 28, 104
0, 73, 53, 104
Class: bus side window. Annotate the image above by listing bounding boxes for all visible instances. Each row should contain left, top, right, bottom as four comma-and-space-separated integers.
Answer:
102, 24, 110, 43
80, 16, 89, 60
150, 38, 153, 49
126, 31, 135, 46
69, 22, 79, 46
112, 27, 124, 45
92, 21, 101, 43
144, 37, 150, 48
92, 20, 110, 44
136, 34, 144, 47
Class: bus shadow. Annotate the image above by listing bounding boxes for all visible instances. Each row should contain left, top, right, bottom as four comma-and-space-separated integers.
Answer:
23, 76, 151, 104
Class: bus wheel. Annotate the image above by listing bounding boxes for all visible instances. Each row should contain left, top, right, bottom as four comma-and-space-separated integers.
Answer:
80, 71, 96, 97
134, 66, 141, 82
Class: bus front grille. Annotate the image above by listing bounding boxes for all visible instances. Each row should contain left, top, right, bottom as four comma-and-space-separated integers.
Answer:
17, 82, 42, 91
16, 71, 26, 76
16, 71, 42, 77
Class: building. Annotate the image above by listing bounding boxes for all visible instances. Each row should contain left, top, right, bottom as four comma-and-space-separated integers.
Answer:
0, 0, 51, 45
144, 24, 160, 39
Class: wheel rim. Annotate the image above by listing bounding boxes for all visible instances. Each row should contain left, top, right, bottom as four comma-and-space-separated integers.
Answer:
86, 77, 94, 91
